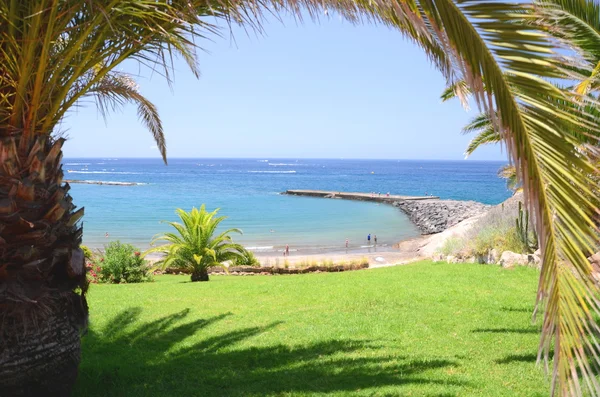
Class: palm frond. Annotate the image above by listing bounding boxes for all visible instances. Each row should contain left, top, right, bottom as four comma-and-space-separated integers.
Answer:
397, 1, 599, 394
497, 164, 521, 192
440, 79, 471, 109
87, 70, 167, 163
461, 112, 501, 157
464, 127, 501, 157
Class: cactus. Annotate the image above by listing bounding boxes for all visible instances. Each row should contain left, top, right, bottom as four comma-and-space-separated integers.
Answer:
516, 201, 538, 253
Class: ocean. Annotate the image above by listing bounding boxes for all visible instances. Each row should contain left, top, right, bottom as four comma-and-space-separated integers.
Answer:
65, 158, 511, 253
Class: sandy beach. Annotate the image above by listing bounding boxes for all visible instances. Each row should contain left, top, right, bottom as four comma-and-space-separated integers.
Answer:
253, 246, 422, 268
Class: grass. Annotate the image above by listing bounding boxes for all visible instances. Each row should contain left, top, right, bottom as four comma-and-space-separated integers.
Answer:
74, 261, 549, 396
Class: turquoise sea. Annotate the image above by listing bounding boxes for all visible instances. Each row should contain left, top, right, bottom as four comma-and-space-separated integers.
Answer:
66, 158, 511, 253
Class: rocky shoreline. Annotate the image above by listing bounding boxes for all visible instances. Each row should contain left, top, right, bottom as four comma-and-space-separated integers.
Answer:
283, 189, 490, 236
392, 199, 491, 235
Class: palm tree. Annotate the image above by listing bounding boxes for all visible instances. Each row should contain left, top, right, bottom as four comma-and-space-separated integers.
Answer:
0, 0, 598, 395
145, 206, 247, 282
0, 1, 220, 394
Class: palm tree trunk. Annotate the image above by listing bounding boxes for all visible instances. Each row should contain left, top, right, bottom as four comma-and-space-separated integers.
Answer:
191, 268, 209, 282
0, 295, 85, 396
0, 134, 88, 395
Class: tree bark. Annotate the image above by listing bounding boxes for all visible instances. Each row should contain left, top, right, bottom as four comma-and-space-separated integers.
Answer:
0, 135, 88, 395
191, 268, 209, 282
0, 293, 85, 397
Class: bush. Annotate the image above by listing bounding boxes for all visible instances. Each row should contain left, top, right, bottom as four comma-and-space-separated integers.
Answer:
86, 261, 102, 284
233, 250, 261, 267
435, 193, 535, 259
97, 241, 153, 284
438, 236, 466, 257
81, 245, 94, 260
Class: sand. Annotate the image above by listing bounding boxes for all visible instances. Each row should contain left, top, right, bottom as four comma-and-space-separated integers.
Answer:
254, 248, 422, 268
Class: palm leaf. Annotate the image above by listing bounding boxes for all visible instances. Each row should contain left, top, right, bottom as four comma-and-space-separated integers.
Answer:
391, 1, 599, 394
461, 112, 501, 157
440, 79, 471, 109
87, 70, 167, 163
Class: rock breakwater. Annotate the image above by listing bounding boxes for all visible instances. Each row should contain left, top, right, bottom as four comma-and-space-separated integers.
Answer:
393, 199, 490, 235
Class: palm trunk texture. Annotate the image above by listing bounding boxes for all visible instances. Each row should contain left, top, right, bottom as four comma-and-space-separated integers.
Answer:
191, 268, 209, 282
0, 134, 88, 396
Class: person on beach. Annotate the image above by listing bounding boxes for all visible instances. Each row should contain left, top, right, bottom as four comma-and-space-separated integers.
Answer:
374, 235, 378, 245
345, 238, 349, 249
105, 232, 109, 238
285, 244, 290, 257
367, 234, 371, 244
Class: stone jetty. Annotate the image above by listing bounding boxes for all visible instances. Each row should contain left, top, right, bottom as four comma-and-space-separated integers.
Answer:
392, 199, 490, 235
283, 189, 490, 235
283, 189, 436, 202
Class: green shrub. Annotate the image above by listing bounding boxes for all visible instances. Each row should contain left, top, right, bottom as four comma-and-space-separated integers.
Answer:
460, 193, 534, 257
233, 250, 261, 267
81, 245, 94, 260
496, 227, 528, 254
97, 241, 153, 284
438, 236, 466, 257
470, 226, 527, 257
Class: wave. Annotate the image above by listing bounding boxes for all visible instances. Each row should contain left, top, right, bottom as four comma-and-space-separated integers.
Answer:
72, 180, 146, 186
268, 163, 298, 166
246, 246, 274, 250
257, 160, 269, 162
248, 170, 296, 174
65, 163, 90, 165
66, 171, 142, 175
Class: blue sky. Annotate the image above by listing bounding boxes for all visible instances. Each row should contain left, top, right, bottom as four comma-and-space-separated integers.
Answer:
62, 14, 506, 161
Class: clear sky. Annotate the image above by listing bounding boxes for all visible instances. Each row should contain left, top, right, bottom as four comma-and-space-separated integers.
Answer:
62, 14, 506, 161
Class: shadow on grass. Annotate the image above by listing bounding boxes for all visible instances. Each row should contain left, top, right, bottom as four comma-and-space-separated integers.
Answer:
500, 306, 535, 313
75, 308, 465, 396
496, 353, 539, 364
472, 327, 539, 334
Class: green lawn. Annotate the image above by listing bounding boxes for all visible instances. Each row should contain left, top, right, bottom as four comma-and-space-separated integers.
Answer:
74, 261, 550, 396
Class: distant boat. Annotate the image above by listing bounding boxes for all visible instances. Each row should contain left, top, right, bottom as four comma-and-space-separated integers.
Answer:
371, 171, 375, 174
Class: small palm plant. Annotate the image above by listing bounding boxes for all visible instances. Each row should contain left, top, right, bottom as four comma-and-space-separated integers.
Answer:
233, 250, 261, 267
145, 206, 247, 282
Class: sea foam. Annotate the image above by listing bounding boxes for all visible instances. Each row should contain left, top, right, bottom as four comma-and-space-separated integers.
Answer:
248, 170, 296, 174
66, 171, 142, 175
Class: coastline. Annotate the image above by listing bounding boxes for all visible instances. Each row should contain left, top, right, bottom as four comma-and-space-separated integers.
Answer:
140, 244, 422, 268
71, 159, 510, 258
86, 189, 490, 265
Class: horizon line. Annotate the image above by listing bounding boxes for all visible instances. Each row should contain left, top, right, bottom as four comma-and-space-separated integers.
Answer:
63, 156, 507, 162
